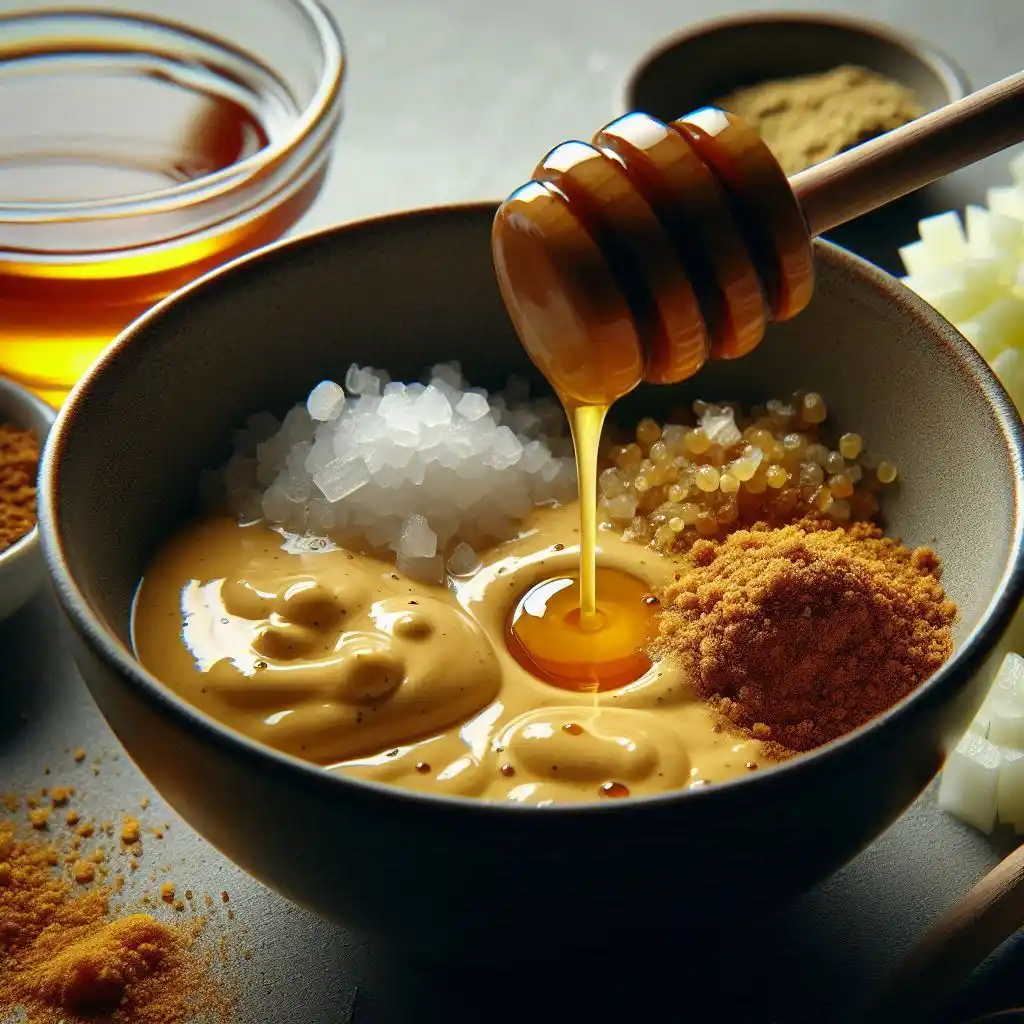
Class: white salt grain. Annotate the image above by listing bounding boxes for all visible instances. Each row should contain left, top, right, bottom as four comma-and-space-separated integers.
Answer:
447, 542, 480, 577
307, 380, 346, 421
415, 386, 453, 427
399, 513, 438, 558
699, 406, 743, 447
221, 362, 574, 571
314, 458, 371, 502
397, 553, 445, 583
456, 392, 490, 421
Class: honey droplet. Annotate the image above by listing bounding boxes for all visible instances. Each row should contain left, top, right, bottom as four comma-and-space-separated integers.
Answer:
506, 568, 656, 692
642, 594, 660, 607
562, 722, 584, 736
745, 762, 758, 771
500, 764, 516, 777
415, 762, 431, 774
599, 781, 630, 799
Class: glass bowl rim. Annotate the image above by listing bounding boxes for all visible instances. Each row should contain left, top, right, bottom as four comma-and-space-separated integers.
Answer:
0, 0, 345, 223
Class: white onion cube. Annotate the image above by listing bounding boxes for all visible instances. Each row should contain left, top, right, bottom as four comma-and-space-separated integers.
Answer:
987, 652, 1024, 746
997, 748, 1024, 831
938, 733, 1001, 833
987, 185, 1024, 220
919, 211, 968, 263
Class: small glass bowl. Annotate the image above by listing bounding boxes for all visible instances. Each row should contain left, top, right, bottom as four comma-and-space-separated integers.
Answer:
0, 0, 345, 403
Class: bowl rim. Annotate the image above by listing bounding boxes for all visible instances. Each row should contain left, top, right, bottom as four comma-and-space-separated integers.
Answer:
0, 0, 345, 222
38, 200, 1024, 819
0, 375, 55, 569
623, 10, 971, 114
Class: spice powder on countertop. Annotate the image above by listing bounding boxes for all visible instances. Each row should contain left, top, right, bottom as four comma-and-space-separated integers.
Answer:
0, 812, 236, 1023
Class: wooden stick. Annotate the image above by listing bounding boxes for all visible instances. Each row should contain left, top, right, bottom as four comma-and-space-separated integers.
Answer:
864, 841, 1024, 1023
791, 71, 1024, 237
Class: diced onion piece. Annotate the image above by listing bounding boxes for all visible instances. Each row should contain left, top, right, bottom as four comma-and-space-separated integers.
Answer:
986, 185, 1024, 220
994, 651, 1024, 693
965, 205, 994, 257
901, 156, 1024, 418
937, 733, 1001, 834
918, 211, 968, 264
987, 652, 1024, 747
997, 748, 1024, 831
970, 693, 993, 738
987, 210, 1024, 255
968, 715, 990, 738
899, 239, 947, 278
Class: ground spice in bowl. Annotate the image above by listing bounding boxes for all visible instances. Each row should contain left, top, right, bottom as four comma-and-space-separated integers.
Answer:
714, 65, 922, 175
654, 517, 957, 753
0, 423, 41, 553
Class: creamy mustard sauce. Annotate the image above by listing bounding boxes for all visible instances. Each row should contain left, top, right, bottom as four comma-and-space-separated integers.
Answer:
132, 503, 766, 805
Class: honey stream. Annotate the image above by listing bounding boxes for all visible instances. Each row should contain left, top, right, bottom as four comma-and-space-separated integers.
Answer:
564, 399, 608, 630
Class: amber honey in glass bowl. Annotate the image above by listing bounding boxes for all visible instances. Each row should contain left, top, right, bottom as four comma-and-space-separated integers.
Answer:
0, 0, 344, 405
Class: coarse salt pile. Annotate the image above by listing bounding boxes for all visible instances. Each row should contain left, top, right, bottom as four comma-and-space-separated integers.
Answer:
217, 363, 576, 581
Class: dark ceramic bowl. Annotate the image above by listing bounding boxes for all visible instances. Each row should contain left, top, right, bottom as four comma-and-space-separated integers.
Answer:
39, 203, 1024, 960
625, 12, 968, 127
624, 13, 970, 275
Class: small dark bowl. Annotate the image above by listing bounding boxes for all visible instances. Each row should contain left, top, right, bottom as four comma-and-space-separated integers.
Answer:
625, 12, 968, 127
39, 204, 1024, 961
625, 13, 970, 274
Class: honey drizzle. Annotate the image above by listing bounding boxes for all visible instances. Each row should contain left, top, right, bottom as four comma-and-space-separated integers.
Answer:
564, 399, 608, 631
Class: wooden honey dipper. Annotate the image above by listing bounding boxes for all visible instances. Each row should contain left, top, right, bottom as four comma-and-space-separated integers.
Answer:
492, 70, 1024, 407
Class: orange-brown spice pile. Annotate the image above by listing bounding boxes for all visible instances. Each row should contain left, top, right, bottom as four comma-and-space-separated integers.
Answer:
0, 815, 234, 1023
0, 423, 40, 552
655, 518, 957, 753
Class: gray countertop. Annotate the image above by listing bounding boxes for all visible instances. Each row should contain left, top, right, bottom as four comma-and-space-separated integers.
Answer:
4, 0, 1024, 1021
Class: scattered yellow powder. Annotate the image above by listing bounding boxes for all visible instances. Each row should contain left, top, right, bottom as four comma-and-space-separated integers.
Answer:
72, 749, 86, 763
73, 860, 96, 885
28, 809, 49, 831
120, 816, 140, 845
48, 787, 74, 807
65, 810, 79, 827
160, 883, 176, 905
0, 818, 238, 1023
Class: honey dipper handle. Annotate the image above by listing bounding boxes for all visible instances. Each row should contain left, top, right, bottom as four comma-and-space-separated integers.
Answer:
863, 840, 1024, 1023
791, 70, 1024, 237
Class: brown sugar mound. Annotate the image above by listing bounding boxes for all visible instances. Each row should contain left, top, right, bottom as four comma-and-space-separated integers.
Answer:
654, 518, 957, 752
0, 423, 40, 552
